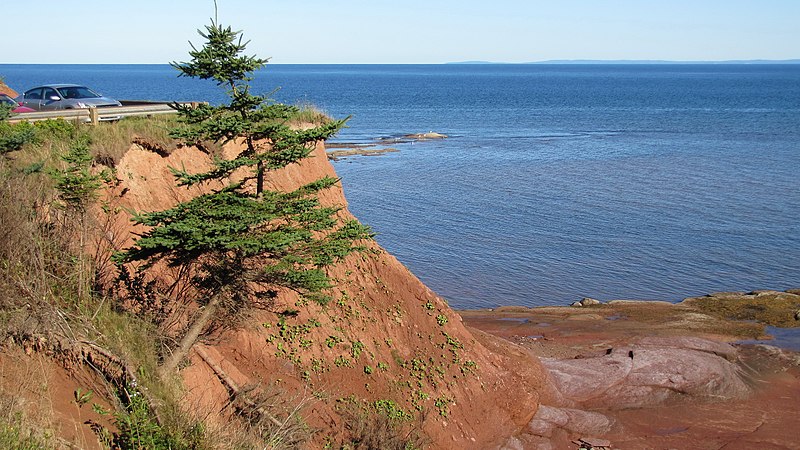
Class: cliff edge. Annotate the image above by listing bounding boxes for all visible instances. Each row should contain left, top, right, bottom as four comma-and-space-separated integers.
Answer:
108, 139, 545, 448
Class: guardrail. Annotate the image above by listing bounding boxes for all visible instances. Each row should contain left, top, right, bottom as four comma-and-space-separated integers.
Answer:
7, 101, 203, 125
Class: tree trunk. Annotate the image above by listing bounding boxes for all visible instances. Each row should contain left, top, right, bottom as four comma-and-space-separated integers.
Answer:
158, 294, 221, 378
256, 160, 264, 195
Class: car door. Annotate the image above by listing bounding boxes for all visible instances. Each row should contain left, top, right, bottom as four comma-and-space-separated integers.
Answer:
21, 88, 43, 110
39, 87, 62, 110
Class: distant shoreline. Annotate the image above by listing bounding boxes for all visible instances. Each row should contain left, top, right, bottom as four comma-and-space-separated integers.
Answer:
2, 60, 800, 66
448, 59, 800, 65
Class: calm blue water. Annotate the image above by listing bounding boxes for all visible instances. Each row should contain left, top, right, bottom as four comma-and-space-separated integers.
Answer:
2, 64, 799, 308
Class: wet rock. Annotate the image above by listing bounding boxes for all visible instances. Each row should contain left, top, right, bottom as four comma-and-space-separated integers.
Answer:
638, 336, 738, 361
541, 336, 750, 410
749, 290, 780, 297
571, 298, 602, 307
403, 131, 448, 140
528, 406, 615, 438
607, 299, 674, 306
787, 288, 800, 295
707, 291, 746, 298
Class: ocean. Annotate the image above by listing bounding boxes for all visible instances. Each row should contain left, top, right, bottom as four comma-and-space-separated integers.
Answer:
2, 64, 798, 308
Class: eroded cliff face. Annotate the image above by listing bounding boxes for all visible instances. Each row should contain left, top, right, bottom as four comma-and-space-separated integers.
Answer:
109, 140, 545, 448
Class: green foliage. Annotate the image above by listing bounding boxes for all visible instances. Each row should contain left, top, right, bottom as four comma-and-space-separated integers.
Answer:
0, 122, 36, 154
73, 388, 93, 408
115, 15, 372, 368
372, 400, 413, 422
169, 19, 347, 190
337, 397, 428, 450
0, 104, 11, 122
112, 387, 203, 450
0, 419, 50, 450
51, 140, 105, 212
33, 119, 77, 140
0, 118, 78, 156
351, 341, 365, 359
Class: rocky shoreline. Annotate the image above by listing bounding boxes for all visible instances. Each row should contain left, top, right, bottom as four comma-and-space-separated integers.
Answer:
325, 131, 448, 160
460, 288, 800, 449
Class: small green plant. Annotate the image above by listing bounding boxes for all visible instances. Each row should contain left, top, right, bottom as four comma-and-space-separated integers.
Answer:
73, 388, 93, 408
364, 365, 374, 375
334, 355, 352, 368
372, 399, 413, 422
113, 386, 203, 449
311, 358, 326, 373
434, 395, 453, 418
325, 335, 342, 349
461, 360, 478, 375
351, 341, 365, 359
436, 314, 448, 326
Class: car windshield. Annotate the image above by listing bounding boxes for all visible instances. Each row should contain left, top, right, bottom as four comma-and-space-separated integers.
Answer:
55, 86, 101, 99
0, 95, 15, 106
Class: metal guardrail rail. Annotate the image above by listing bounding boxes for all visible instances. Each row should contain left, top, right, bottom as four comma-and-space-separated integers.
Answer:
7, 101, 202, 125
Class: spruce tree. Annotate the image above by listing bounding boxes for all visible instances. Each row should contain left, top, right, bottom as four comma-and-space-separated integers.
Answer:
115, 17, 371, 377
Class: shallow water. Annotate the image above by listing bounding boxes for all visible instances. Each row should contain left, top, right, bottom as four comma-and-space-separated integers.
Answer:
739, 327, 800, 351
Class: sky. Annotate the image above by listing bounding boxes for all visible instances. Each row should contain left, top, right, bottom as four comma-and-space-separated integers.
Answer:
2, 0, 798, 64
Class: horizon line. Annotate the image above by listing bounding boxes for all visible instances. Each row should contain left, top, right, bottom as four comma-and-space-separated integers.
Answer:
1, 58, 800, 66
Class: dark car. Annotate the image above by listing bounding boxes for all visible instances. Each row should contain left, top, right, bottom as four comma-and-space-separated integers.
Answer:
0, 93, 36, 113
19, 84, 121, 112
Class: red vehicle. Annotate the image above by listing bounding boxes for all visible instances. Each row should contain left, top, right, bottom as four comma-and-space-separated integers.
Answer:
0, 93, 36, 113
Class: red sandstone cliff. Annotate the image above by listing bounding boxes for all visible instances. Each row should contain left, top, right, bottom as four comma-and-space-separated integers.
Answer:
0, 80, 19, 98
109, 139, 545, 448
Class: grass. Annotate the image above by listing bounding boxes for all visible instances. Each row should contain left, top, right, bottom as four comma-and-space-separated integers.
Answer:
0, 388, 54, 450
86, 115, 179, 165
0, 117, 212, 449
290, 101, 334, 126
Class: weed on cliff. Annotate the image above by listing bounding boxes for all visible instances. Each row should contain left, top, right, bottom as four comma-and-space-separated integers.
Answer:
336, 397, 429, 450
0, 392, 54, 450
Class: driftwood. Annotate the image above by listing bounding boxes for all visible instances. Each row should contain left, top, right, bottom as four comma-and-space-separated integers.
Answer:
194, 345, 283, 428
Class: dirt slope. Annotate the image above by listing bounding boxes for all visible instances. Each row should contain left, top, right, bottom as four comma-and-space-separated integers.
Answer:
109, 140, 545, 448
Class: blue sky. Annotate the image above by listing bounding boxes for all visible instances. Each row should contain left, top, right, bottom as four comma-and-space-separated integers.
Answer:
2, 0, 798, 63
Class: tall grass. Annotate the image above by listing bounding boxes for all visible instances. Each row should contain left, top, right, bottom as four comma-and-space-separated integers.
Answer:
0, 116, 212, 448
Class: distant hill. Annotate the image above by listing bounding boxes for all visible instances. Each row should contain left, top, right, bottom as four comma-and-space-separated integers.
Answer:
529, 59, 800, 65
447, 59, 800, 65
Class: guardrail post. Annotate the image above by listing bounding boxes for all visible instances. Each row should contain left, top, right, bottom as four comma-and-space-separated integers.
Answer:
89, 107, 99, 126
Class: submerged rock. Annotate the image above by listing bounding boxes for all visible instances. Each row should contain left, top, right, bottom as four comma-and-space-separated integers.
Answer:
403, 131, 448, 140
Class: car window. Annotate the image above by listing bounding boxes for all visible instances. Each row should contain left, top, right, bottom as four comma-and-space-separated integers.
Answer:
24, 89, 43, 100
57, 86, 100, 99
0, 95, 14, 105
42, 88, 58, 100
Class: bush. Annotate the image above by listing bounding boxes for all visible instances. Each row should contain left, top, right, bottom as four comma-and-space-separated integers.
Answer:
0, 122, 36, 154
